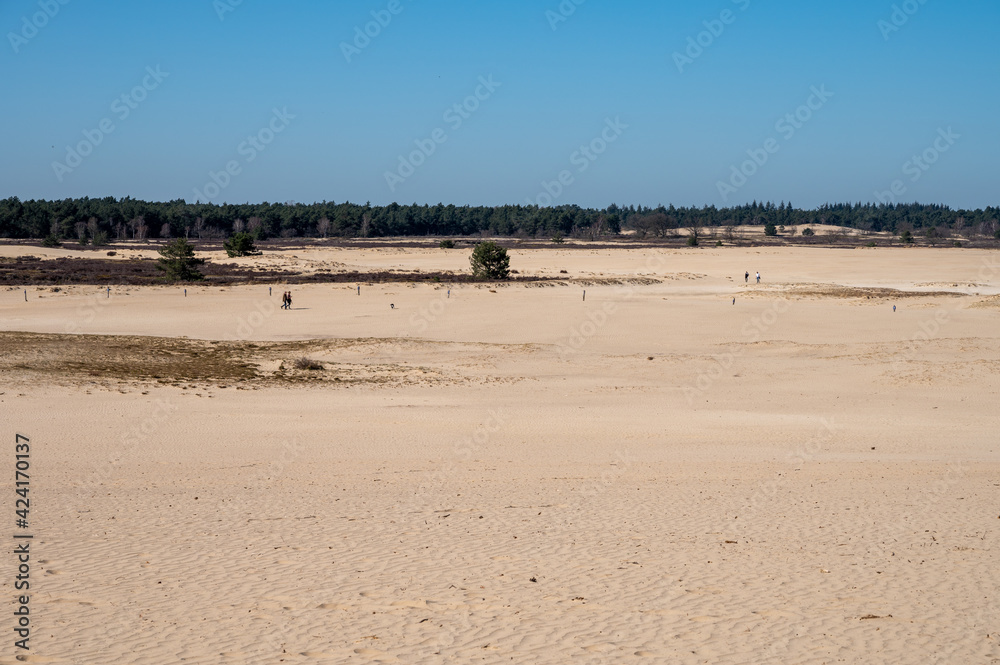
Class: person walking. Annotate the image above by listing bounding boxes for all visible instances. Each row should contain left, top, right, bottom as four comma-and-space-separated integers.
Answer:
286, 291, 292, 309
756, 271, 761, 284
745, 271, 749, 283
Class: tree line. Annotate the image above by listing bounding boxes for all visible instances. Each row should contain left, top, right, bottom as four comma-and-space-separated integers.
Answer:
1, 197, 997, 242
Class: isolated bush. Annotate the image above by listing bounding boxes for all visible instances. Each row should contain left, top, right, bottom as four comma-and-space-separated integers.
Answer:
900, 230, 914, 244
470, 241, 510, 280
439, 239, 455, 249
551, 232, 564, 244
223, 231, 260, 258
92, 231, 109, 247
764, 222, 777, 237
293, 357, 323, 371
686, 235, 698, 247
802, 227, 815, 236
157, 237, 205, 281
42, 234, 61, 247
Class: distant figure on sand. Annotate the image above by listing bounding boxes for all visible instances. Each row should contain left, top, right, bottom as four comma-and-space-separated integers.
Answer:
282, 291, 291, 309
745, 271, 749, 283
733, 297, 735, 305
893, 305, 896, 312
756, 271, 761, 284
286, 292, 292, 309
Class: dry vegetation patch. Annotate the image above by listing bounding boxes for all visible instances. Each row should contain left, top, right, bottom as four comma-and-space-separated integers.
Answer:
0, 332, 451, 389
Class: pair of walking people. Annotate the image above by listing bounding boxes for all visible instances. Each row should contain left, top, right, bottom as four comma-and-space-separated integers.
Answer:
281, 291, 293, 309
744, 271, 761, 284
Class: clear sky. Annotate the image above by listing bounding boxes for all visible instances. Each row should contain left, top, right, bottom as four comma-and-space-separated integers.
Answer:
2, 0, 997, 209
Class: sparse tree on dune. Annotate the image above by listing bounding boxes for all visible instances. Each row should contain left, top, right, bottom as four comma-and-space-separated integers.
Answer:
157, 237, 205, 281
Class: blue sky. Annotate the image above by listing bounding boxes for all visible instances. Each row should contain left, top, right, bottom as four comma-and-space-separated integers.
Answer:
2, 0, 997, 209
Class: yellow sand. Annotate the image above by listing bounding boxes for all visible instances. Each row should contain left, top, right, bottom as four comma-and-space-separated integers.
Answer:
1, 244, 998, 664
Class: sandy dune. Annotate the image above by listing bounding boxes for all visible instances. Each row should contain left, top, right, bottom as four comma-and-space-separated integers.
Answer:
1, 245, 998, 664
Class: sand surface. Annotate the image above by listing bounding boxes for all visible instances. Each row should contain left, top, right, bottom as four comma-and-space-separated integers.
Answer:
1, 245, 998, 664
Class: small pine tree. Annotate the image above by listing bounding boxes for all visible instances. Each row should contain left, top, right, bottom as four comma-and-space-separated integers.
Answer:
42, 234, 62, 247
470, 241, 510, 279
439, 239, 456, 249
900, 230, 914, 244
157, 238, 205, 281
763, 222, 778, 237
802, 227, 815, 236
223, 231, 260, 258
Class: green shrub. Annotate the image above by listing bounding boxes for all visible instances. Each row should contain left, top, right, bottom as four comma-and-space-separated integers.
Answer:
42, 234, 62, 247
223, 231, 260, 258
763, 222, 777, 237
686, 235, 698, 247
157, 238, 205, 281
551, 232, 564, 244
802, 227, 815, 236
900, 230, 914, 244
470, 241, 510, 279
439, 239, 455, 249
